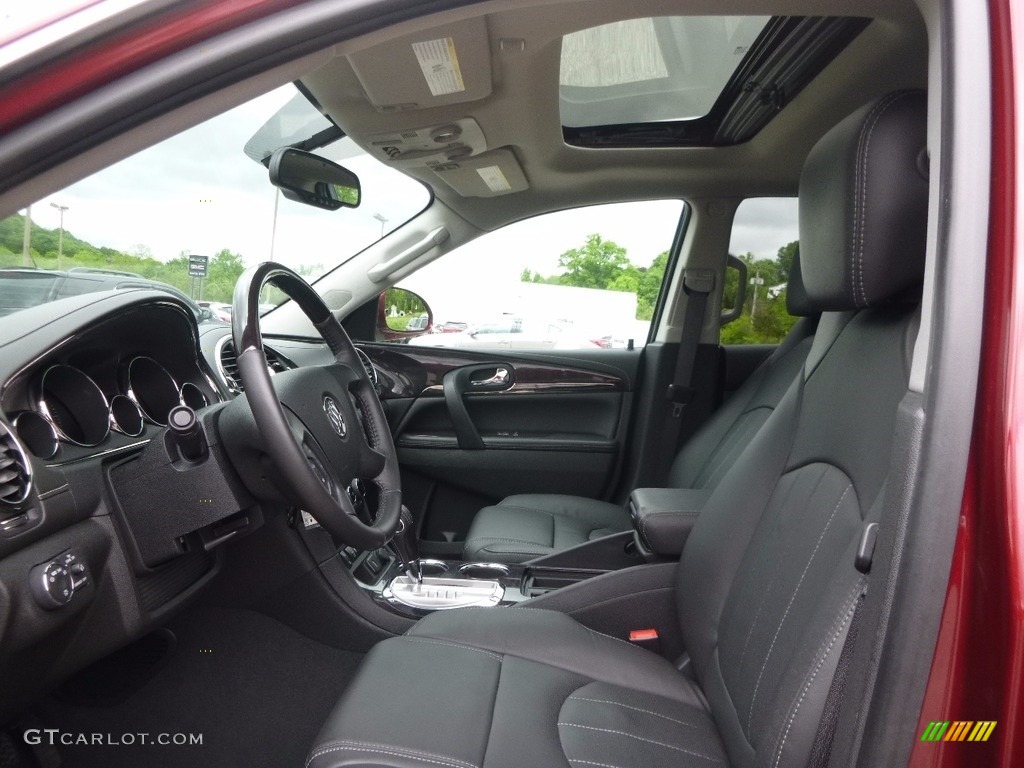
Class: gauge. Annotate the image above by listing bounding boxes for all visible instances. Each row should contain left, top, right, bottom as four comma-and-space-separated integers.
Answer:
13, 411, 59, 459
179, 382, 209, 410
39, 365, 110, 447
109, 394, 144, 437
125, 356, 181, 426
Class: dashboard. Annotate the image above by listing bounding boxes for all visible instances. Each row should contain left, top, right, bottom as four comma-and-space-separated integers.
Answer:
0, 290, 249, 721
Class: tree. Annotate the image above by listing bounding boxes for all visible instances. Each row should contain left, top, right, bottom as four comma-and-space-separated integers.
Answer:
636, 251, 668, 320
556, 234, 631, 289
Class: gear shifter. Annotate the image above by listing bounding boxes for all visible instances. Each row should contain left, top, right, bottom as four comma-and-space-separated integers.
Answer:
391, 506, 421, 584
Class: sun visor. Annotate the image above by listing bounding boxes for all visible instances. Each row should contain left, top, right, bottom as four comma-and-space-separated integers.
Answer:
431, 149, 528, 197
347, 16, 492, 112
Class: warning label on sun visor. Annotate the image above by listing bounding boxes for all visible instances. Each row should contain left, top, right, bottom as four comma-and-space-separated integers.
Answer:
412, 38, 466, 97
476, 166, 512, 193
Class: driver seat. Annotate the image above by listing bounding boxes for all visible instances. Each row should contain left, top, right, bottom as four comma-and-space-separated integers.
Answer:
307, 91, 928, 768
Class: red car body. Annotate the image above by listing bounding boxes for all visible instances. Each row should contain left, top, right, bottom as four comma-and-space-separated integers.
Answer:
909, 1, 1024, 766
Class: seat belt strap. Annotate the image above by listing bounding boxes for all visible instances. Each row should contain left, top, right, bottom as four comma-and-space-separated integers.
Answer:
808, 590, 865, 768
666, 270, 714, 418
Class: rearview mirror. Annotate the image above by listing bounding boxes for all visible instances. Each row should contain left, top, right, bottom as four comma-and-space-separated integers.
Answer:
268, 148, 361, 211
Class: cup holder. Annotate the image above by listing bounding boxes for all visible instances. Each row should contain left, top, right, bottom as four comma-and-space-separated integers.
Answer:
458, 562, 511, 579
419, 559, 449, 576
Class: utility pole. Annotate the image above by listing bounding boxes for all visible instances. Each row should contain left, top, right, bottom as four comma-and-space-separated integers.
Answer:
49, 202, 69, 269
269, 188, 280, 262
21, 205, 32, 266
373, 212, 388, 238
750, 271, 764, 316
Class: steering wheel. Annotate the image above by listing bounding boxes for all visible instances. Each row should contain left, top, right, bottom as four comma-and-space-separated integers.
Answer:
230, 262, 401, 549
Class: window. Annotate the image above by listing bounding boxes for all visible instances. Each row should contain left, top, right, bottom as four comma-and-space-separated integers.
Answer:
0, 86, 430, 319
722, 197, 799, 345
394, 200, 686, 351
559, 16, 770, 128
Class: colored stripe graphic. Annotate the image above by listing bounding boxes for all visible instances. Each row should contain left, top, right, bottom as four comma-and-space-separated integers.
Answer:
921, 721, 996, 742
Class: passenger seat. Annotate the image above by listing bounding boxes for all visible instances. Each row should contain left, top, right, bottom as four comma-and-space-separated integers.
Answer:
461, 255, 819, 563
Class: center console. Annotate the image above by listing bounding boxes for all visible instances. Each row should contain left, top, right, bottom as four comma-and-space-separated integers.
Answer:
340, 541, 609, 618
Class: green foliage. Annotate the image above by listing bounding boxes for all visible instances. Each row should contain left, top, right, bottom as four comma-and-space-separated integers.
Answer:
0, 213, 313, 307
524, 233, 799, 343
557, 234, 632, 289
721, 242, 800, 344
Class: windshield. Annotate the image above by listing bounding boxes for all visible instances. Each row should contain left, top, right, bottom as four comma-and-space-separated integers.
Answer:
0, 86, 430, 320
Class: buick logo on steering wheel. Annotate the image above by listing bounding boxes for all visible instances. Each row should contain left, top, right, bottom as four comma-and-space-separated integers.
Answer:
323, 396, 347, 437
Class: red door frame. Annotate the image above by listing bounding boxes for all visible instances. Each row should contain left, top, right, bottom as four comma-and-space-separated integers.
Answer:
910, 0, 1023, 765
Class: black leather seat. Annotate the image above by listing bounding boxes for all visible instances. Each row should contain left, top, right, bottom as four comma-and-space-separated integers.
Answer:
309, 91, 928, 768
462, 254, 818, 563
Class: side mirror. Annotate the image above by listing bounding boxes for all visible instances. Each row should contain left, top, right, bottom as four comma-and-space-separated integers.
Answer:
377, 288, 432, 341
268, 148, 361, 211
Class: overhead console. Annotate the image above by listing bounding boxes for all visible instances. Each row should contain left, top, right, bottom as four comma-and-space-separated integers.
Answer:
320, 14, 529, 197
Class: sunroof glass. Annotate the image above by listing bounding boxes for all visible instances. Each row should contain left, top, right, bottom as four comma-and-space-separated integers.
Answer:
559, 16, 770, 128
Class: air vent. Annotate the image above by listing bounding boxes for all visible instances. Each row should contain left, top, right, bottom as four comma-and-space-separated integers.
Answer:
217, 339, 291, 393
355, 348, 379, 386
0, 426, 32, 507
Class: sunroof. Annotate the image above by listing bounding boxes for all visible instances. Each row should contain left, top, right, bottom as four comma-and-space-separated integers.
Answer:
560, 16, 770, 128
559, 15, 871, 148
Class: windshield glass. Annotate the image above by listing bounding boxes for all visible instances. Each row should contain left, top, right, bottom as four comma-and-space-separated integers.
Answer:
0, 86, 430, 321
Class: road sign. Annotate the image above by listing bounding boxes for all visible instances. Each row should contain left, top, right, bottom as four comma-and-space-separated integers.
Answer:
188, 254, 209, 277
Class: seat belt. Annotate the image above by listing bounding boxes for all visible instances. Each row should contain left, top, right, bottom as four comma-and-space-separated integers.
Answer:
809, 519, 879, 768
655, 270, 714, 481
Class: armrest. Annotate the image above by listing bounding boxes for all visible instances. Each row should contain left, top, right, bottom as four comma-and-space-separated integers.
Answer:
628, 487, 712, 557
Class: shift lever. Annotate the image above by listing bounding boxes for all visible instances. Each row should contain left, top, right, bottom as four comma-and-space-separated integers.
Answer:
392, 506, 421, 584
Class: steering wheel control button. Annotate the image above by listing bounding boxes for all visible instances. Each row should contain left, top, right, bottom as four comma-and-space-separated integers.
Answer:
323, 396, 347, 437
30, 553, 88, 609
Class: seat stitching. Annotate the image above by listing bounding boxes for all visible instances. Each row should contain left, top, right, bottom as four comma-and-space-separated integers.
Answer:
853, 92, 907, 307
464, 536, 552, 548
567, 695, 708, 729
400, 636, 504, 661
567, 761, 643, 768
479, 547, 551, 557
306, 742, 478, 768
493, 504, 559, 515
557, 723, 722, 763
746, 483, 852, 733
771, 580, 866, 768
734, 467, 826, 679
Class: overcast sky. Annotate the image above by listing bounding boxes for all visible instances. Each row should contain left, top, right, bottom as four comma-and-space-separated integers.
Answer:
26, 84, 798, 303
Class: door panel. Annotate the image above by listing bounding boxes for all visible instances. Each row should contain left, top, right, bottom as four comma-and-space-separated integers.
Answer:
362, 343, 635, 545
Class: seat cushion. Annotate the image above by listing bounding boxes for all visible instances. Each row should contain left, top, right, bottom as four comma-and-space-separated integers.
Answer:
462, 494, 631, 563
307, 607, 728, 768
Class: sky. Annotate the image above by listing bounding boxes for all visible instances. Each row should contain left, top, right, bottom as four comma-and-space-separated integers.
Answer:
23, 84, 798, 314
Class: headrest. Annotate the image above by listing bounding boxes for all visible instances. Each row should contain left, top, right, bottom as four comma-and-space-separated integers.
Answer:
785, 247, 813, 317
799, 90, 928, 311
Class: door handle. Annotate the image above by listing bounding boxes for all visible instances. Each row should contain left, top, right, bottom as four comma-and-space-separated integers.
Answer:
471, 366, 510, 389
442, 363, 515, 449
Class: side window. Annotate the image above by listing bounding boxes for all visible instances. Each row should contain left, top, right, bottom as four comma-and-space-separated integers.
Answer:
721, 197, 800, 345
393, 200, 685, 351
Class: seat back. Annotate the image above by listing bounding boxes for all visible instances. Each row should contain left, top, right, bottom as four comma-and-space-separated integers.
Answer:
667, 252, 818, 491
676, 91, 929, 768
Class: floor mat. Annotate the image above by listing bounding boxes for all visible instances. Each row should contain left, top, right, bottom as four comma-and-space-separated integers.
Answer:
34, 606, 364, 768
